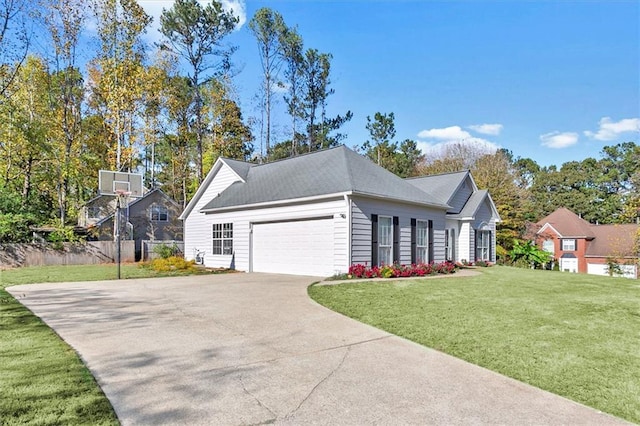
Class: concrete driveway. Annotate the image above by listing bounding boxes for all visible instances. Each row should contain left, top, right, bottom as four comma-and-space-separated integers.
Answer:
9, 273, 624, 425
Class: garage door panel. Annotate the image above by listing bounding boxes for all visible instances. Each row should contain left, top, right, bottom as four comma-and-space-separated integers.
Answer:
252, 218, 334, 276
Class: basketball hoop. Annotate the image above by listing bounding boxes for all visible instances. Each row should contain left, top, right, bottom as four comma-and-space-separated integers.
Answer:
115, 190, 132, 197
114, 190, 132, 208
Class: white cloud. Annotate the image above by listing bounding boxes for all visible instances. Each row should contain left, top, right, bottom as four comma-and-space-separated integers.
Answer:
584, 117, 640, 141
138, 0, 246, 43
416, 125, 500, 160
539, 131, 579, 149
467, 123, 503, 136
417, 125, 471, 140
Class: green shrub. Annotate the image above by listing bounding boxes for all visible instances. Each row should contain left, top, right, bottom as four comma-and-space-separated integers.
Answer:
0, 213, 34, 243
47, 226, 84, 249
153, 243, 181, 259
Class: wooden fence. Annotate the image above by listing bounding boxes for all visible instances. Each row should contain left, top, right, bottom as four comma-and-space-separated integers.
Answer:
141, 240, 184, 261
0, 241, 135, 268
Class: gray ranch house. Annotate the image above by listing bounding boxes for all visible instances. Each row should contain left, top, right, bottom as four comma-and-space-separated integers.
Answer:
180, 146, 500, 276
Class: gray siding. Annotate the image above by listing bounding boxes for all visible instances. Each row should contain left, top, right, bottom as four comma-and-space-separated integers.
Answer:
350, 196, 447, 266
448, 177, 473, 213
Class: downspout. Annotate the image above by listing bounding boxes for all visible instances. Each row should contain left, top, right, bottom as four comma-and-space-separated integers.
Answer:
344, 194, 352, 270
249, 223, 253, 273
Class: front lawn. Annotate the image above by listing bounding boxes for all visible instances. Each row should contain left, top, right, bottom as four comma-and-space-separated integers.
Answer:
0, 263, 216, 425
308, 266, 640, 423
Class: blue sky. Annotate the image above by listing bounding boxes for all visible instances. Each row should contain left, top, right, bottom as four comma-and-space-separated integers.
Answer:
139, 0, 639, 167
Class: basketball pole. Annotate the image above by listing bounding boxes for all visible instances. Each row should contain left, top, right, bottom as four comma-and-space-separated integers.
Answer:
116, 194, 122, 280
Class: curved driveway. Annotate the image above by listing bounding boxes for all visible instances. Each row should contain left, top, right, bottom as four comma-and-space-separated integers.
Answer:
9, 274, 624, 425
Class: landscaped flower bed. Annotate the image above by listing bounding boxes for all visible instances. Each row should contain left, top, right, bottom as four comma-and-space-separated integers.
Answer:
347, 261, 457, 279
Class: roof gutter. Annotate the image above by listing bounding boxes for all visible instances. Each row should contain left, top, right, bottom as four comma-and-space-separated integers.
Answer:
199, 192, 352, 213
199, 190, 451, 214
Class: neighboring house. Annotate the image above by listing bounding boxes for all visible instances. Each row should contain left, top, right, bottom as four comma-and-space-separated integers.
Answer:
534, 207, 639, 279
180, 145, 500, 276
78, 188, 183, 260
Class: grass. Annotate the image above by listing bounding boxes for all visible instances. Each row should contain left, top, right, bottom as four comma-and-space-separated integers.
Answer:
0, 263, 217, 425
308, 266, 640, 423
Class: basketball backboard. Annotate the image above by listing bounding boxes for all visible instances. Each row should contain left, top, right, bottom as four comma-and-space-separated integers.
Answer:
98, 170, 144, 198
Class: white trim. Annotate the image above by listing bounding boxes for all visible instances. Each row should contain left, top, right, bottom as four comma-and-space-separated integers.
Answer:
416, 219, 429, 264
538, 223, 563, 237
200, 190, 451, 214
201, 192, 349, 214
179, 159, 247, 220
561, 238, 576, 251
378, 215, 393, 266
344, 194, 352, 267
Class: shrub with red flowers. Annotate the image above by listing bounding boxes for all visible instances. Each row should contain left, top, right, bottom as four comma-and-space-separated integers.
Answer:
347, 261, 457, 279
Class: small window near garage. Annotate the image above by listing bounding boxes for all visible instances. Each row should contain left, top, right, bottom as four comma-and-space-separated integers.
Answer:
562, 239, 576, 251
378, 216, 393, 265
416, 220, 429, 263
150, 205, 169, 222
212, 223, 233, 255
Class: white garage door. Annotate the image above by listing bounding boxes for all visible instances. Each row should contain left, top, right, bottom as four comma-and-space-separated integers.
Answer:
252, 218, 335, 276
588, 263, 637, 279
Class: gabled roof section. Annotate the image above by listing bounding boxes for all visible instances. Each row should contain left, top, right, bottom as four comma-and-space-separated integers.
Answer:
406, 170, 475, 207
93, 188, 180, 226
221, 157, 254, 181
127, 188, 180, 209
179, 158, 248, 220
447, 190, 501, 221
536, 207, 595, 239
200, 146, 450, 212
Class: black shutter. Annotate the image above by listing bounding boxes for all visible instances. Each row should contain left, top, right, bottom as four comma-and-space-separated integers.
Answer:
474, 229, 478, 261
393, 216, 400, 264
410, 218, 417, 264
428, 220, 434, 263
371, 214, 378, 266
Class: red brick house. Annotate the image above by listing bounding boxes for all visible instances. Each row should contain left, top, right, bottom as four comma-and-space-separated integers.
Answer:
534, 207, 639, 279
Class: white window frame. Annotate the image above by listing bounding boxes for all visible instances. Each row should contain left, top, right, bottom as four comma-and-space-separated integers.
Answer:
150, 205, 169, 222
416, 220, 429, 264
562, 239, 576, 251
378, 216, 393, 266
445, 228, 455, 261
213, 223, 233, 255
542, 239, 555, 254
476, 230, 491, 261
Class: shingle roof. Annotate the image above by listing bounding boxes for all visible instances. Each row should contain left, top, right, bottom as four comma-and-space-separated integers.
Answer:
448, 190, 489, 219
536, 207, 595, 238
201, 146, 450, 212
585, 224, 640, 257
406, 171, 470, 206
221, 158, 254, 181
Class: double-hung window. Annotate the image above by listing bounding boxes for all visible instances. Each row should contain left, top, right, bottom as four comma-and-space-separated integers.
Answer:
378, 216, 393, 266
476, 230, 491, 261
150, 205, 169, 222
562, 239, 576, 251
212, 223, 233, 255
445, 228, 455, 261
416, 220, 429, 263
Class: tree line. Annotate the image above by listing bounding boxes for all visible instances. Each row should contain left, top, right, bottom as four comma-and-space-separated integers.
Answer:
0, 0, 637, 253
0, 1, 354, 241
